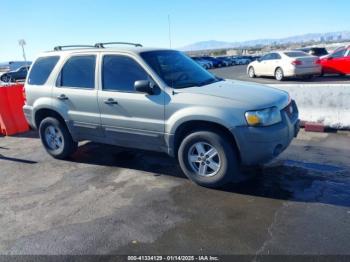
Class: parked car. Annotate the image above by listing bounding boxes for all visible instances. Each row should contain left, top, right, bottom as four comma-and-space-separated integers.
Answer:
0, 65, 30, 82
232, 56, 251, 65
24, 43, 299, 188
191, 57, 212, 69
0, 61, 32, 73
319, 45, 350, 76
247, 51, 321, 81
200, 56, 225, 68
251, 55, 262, 61
215, 57, 231, 66
295, 47, 328, 57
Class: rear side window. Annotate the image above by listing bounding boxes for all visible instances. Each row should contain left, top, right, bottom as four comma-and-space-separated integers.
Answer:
312, 48, 328, 56
28, 56, 59, 85
284, 52, 310, 57
102, 55, 148, 92
57, 55, 95, 89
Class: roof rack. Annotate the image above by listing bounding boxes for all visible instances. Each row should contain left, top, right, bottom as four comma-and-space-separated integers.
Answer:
53, 45, 96, 51
94, 42, 143, 48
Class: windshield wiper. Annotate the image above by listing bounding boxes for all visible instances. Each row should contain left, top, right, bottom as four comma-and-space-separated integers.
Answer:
198, 77, 223, 86
174, 82, 199, 89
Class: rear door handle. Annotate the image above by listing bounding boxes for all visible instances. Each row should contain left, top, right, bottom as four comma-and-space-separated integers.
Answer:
57, 94, 68, 100
104, 98, 118, 105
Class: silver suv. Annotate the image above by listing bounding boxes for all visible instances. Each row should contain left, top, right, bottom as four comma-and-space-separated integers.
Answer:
23, 43, 299, 188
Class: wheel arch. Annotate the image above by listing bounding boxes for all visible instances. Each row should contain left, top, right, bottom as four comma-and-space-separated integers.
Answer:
34, 108, 67, 130
171, 120, 241, 162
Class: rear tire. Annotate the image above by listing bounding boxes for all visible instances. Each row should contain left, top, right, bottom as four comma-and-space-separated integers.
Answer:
275, 67, 284, 81
178, 129, 240, 188
39, 117, 78, 159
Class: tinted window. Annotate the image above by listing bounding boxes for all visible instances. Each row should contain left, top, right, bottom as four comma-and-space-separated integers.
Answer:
331, 49, 346, 58
141, 50, 222, 89
28, 56, 59, 85
284, 51, 309, 57
312, 48, 328, 56
261, 54, 273, 60
102, 55, 148, 92
58, 55, 95, 89
271, 53, 281, 59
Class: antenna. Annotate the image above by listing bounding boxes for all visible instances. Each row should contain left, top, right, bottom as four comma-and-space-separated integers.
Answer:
168, 15, 172, 48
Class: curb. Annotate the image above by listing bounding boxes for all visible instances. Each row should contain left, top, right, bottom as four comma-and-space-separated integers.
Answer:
303, 122, 325, 133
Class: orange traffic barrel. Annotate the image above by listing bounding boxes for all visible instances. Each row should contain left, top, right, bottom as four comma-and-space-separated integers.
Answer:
0, 83, 29, 135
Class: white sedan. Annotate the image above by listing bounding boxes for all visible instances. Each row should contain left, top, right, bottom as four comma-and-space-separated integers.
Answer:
247, 51, 322, 81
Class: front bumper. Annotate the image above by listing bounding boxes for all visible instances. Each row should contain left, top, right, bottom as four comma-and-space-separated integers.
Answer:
23, 105, 35, 129
231, 100, 299, 166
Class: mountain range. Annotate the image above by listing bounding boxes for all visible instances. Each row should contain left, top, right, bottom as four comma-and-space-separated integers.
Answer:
180, 31, 350, 51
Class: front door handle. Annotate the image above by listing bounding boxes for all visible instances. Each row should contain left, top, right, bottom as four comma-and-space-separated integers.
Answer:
104, 98, 118, 105
57, 94, 68, 100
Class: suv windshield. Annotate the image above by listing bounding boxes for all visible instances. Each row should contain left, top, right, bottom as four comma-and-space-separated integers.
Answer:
140, 50, 222, 89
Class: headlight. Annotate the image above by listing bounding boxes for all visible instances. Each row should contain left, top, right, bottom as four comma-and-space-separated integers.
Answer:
245, 107, 282, 126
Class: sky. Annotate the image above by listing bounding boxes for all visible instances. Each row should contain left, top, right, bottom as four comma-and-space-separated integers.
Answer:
1, 0, 350, 61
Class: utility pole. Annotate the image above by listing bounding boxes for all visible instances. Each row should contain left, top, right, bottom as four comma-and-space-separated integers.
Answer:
18, 39, 28, 66
168, 15, 172, 48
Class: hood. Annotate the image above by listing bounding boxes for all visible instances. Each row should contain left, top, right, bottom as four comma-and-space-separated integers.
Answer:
176, 79, 290, 110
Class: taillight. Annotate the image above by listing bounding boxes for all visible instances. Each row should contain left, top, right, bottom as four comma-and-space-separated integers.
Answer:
291, 60, 302, 66
315, 59, 321, 64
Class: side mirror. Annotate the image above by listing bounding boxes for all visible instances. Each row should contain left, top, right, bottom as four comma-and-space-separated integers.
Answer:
134, 80, 155, 95
257, 58, 261, 62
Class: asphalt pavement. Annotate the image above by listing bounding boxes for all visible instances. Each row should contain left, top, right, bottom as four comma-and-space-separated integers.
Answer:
1, 130, 350, 255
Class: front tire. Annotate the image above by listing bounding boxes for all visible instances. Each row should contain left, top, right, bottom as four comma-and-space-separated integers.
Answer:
248, 67, 256, 78
39, 117, 78, 159
275, 67, 284, 81
178, 130, 239, 188
1, 74, 9, 83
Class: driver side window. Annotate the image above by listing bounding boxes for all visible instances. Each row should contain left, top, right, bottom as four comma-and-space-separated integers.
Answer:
102, 55, 149, 92
261, 54, 273, 61
331, 49, 346, 58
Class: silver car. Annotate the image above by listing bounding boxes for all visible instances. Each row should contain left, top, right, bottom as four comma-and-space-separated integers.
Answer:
23, 43, 299, 188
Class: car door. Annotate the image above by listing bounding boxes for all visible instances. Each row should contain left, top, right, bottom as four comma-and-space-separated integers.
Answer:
52, 54, 103, 139
339, 49, 350, 74
323, 48, 347, 74
97, 53, 165, 151
254, 54, 267, 75
266, 53, 281, 76
256, 53, 273, 76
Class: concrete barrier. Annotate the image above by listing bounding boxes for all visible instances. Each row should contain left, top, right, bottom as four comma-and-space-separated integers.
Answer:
268, 84, 350, 129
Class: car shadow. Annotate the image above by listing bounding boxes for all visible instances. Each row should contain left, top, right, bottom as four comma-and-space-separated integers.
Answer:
0, 153, 38, 164
70, 142, 186, 179
70, 142, 350, 208
12, 130, 39, 139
